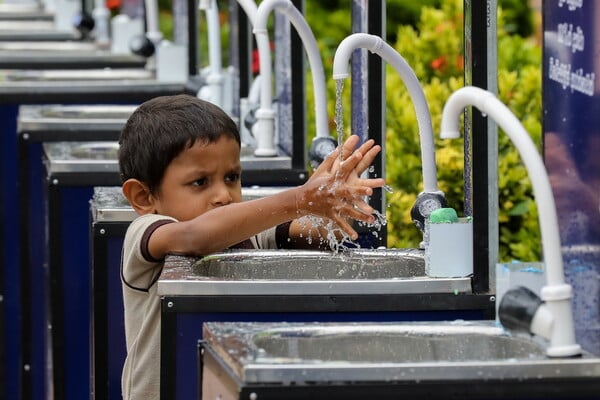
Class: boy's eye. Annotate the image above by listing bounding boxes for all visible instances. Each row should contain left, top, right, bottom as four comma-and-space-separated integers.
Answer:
192, 178, 207, 186
226, 173, 241, 183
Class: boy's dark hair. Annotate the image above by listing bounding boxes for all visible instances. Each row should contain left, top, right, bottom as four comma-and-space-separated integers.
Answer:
118, 94, 240, 193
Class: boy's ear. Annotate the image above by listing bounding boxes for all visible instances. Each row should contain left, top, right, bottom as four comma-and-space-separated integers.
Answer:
122, 179, 156, 214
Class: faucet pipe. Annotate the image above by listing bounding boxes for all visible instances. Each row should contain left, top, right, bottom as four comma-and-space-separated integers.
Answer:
237, 0, 258, 26
92, 0, 110, 47
441, 86, 581, 357
198, 0, 225, 109
332, 33, 439, 194
254, 0, 330, 139
144, 0, 163, 47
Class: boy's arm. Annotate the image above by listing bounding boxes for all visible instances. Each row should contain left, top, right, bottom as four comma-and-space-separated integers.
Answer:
147, 135, 384, 259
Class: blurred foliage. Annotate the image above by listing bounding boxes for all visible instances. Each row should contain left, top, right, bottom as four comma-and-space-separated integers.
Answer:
499, 0, 535, 37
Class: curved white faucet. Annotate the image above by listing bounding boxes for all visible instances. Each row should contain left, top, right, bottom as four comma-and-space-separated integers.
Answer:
237, 0, 258, 26
332, 33, 440, 193
253, 0, 330, 156
441, 86, 581, 357
332, 33, 440, 194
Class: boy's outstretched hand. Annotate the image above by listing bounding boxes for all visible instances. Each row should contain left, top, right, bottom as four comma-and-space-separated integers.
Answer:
296, 135, 385, 239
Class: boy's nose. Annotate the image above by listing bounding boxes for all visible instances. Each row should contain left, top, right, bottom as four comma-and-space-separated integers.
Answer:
212, 185, 233, 206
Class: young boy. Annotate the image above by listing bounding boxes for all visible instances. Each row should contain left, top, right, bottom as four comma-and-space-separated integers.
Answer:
118, 94, 384, 399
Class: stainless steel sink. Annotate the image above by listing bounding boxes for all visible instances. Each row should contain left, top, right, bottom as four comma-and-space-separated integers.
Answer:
0, 20, 55, 31
159, 249, 472, 296
17, 104, 136, 133
36, 104, 138, 119
194, 248, 425, 280
202, 321, 600, 384
1, 68, 154, 82
0, 41, 99, 51
43, 141, 119, 174
250, 323, 546, 363
69, 142, 119, 159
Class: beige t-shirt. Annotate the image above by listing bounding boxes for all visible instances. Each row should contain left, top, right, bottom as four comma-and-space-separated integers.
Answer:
120, 213, 285, 400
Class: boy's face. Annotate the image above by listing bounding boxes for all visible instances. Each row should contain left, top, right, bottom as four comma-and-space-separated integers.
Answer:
151, 135, 242, 221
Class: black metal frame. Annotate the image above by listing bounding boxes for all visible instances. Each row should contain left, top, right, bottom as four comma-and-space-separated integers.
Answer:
90, 220, 130, 400
18, 128, 122, 400
366, 0, 386, 247
464, 0, 494, 294
45, 171, 122, 400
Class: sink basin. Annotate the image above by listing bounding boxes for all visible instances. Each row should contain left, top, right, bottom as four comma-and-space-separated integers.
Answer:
194, 248, 425, 280
17, 105, 136, 134
159, 249, 473, 296
0, 20, 55, 31
1, 68, 154, 82
70, 142, 119, 159
37, 105, 138, 120
43, 141, 119, 174
251, 323, 546, 363
202, 320, 600, 384
0, 41, 99, 51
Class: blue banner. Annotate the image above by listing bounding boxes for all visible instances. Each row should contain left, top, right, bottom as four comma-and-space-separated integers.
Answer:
543, 0, 600, 355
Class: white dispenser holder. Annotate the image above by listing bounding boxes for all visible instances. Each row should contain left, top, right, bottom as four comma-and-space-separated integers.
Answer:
156, 41, 188, 83
111, 14, 145, 54
425, 218, 473, 277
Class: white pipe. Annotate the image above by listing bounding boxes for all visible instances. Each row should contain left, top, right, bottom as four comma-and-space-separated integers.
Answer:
198, 0, 224, 109
250, 2, 277, 155
92, 0, 110, 47
254, 0, 330, 143
247, 74, 262, 105
333, 33, 438, 193
144, 0, 163, 46
237, 0, 258, 26
441, 86, 581, 357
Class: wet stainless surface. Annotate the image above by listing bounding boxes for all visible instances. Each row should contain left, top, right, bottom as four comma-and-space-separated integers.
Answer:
193, 248, 425, 280
0, 20, 78, 41
90, 186, 137, 223
0, 68, 154, 82
0, 7, 52, 20
0, 3, 44, 13
158, 249, 471, 296
203, 320, 600, 383
43, 141, 119, 174
18, 104, 137, 133
0, 19, 56, 31
0, 41, 99, 51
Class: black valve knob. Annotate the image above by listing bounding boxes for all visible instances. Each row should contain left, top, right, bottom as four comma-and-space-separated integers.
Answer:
129, 35, 156, 58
